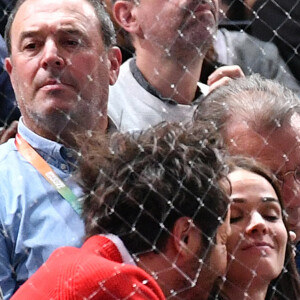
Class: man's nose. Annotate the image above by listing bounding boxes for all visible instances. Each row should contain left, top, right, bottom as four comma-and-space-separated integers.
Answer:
40, 39, 65, 69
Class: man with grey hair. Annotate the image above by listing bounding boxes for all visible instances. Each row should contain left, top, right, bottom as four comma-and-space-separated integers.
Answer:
195, 74, 300, 269
0, 0, 121, 298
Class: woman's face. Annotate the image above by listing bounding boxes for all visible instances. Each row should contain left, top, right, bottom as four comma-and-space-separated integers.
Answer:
226, 169, 288, 285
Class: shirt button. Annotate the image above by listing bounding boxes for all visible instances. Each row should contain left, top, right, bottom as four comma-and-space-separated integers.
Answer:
61, 164, 67, 170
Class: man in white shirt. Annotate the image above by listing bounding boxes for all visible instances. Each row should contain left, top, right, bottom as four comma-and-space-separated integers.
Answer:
108, 0, 243, 132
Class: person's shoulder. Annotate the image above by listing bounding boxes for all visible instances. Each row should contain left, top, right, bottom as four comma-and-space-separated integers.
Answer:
109, 59, 136, 98
220, 28, 265, 46
111, 59, 136, 91
0, 140, 26, 197
115, 58, 132, 80
0, 138, 34, 183
0, 139, 17, 163
12, 236, 165, 300
102, 262, 165, 300
81, 236, 164, 299
219, 28, 280, 58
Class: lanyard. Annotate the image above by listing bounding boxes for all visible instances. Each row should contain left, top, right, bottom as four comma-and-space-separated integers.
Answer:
15, 133, 82, 215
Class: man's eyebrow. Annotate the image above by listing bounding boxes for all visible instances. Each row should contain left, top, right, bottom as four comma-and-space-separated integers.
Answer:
19, 30, 41, 41
58, 27, 85, 36
19, 28, 85, 40
57, 28, 90, 43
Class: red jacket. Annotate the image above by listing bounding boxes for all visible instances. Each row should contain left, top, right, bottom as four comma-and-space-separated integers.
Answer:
11, 235, 165, 300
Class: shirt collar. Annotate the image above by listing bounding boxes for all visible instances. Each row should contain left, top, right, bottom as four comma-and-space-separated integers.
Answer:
101, 234, 136, 266
17, 118, 78, 168
129, 58, 203, 105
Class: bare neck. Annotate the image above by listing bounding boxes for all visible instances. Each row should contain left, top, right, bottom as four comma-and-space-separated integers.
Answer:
135, 46, 204, 105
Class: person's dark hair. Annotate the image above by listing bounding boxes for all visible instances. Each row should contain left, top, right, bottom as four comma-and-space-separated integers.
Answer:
212, 156, 300, 300
4, 0, 116, 55
79, 121, 230, 256
194, 74, 300, 135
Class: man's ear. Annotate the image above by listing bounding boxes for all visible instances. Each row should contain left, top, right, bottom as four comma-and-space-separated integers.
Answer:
113, 1, 142, 36
172, 217, 202, 259
5, 57, 16, 90
5, 57, 13, 77
107, 46, 122, 85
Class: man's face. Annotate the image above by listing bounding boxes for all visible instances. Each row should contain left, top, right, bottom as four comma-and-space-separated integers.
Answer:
132, 0, 218, 55
226, 113, 300, 240
6, 0, 119, 136
177, 214, 230, 300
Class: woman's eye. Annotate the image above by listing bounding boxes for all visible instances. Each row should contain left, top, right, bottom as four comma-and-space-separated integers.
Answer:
264, 215, 279, 222
262, 205, 281, 222
230, 206, 243, 224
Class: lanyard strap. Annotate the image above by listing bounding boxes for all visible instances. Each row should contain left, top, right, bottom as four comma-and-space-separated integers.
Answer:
15, 133, 81, 215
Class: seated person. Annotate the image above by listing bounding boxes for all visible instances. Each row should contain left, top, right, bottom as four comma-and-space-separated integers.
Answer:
0, 0, 121, 298
107, 0, 244, 132
211, 157, 300, 299
11, 121, 231, 300
195, 74, 300, 272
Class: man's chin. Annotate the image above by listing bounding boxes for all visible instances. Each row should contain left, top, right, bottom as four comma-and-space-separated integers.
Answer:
35, 99, 76, 116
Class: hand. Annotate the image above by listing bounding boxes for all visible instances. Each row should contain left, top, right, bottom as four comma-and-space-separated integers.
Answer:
290, 230, 297, 243
0, 121, 18, 144
207, 65, 244, 92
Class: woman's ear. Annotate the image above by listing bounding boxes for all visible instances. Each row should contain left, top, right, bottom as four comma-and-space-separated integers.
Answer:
113, 1, 142, 36
172, 217, 202, 260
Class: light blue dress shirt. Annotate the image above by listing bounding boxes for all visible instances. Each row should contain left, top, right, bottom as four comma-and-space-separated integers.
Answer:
0, 119, 85, 299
